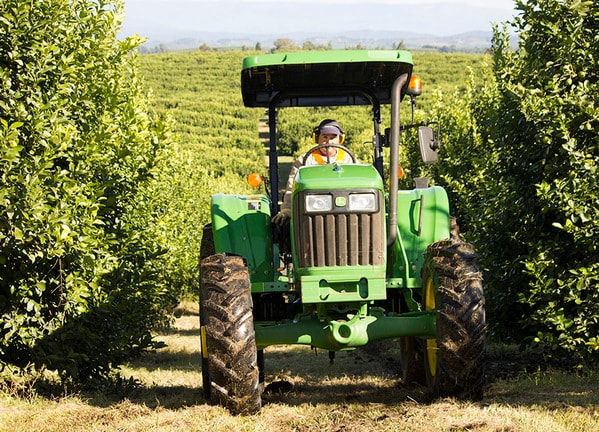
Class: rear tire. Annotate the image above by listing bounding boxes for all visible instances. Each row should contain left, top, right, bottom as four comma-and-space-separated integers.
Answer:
200, 253, 261, 414
199, 224, 215, 263
421, 236, 486, 400
399, 336, 426, 386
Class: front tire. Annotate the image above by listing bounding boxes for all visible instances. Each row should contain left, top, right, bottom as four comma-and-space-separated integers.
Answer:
421, 236, 486, 400
200, 253, 261, 414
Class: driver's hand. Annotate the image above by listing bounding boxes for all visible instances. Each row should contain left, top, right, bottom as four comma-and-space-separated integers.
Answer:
272, 208, 291, 226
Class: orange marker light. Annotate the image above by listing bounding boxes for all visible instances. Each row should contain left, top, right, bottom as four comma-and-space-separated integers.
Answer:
247, 173, 264, 188
407, 75, 422, 96
398, 165, 405, 180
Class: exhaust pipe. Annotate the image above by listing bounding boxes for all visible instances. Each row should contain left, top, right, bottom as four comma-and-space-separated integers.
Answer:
388, 73, 409, 247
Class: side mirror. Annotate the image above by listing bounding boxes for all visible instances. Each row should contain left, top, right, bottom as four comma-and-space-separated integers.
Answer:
418, 126, 439, 164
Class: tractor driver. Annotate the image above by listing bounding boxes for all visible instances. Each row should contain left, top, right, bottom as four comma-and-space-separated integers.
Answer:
272, 119, 356, 227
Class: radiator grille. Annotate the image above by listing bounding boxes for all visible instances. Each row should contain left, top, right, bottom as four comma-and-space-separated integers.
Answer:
293, 191, 385, 268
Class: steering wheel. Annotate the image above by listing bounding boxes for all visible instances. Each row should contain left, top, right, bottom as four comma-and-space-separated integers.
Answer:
301, 144, 357, 166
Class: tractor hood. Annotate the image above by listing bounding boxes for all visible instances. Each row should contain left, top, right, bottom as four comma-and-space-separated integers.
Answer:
241, 50, 413, 108
293, 163, 384, 193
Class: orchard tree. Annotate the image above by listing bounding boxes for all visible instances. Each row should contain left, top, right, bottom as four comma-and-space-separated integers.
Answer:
272, 38, 299, 53
430, 0, 599, 359
0, 0, 177, 381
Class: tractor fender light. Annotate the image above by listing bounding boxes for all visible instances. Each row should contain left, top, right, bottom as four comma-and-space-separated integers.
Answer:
247, 173, 263, 188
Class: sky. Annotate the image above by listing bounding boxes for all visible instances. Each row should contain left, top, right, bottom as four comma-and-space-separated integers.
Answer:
121, 0, 518, 39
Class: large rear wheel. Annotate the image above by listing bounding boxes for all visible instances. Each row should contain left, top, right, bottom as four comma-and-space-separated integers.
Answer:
399, 336, 425, 386
199, 224, 215, 263
421, 236, 486, 400
200, 253, 261, 414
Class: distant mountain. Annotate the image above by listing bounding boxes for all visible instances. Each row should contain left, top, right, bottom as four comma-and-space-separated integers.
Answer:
132, 29, 496, 53
121, 1, 517, 53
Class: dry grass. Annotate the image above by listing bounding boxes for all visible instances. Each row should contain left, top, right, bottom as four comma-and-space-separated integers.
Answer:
1, 300, 597, 432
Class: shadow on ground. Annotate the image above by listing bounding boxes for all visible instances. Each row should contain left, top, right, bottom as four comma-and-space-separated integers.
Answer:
56, 302, 597, 412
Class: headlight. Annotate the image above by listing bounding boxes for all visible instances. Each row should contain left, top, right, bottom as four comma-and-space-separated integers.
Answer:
348, 193, 377, 211
305, 194, 333, 212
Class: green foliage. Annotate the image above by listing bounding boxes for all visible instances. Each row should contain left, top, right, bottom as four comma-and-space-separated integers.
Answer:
136, 51, 265, 295
430, 0, 599, 360
0, 0, 177, 381
393, 53, 485, 186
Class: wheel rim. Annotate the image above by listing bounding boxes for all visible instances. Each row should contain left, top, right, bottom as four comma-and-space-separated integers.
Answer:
424, 276, 437, 377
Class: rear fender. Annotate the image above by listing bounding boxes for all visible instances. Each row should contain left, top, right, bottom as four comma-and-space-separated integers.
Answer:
211, 194, 274, 282
391, 186, 450, 287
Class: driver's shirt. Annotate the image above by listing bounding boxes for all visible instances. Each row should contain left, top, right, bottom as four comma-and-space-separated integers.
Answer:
308, 148, 348, 165
281, 148, 356, 211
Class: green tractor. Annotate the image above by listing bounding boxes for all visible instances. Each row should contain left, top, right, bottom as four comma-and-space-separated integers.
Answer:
199, 50, 485, 414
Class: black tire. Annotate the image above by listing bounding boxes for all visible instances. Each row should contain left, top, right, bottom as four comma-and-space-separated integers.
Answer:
421, 234, 486, 400
399, 336, 426, 386
200, 253, 261, 414
199, 224, 215, 263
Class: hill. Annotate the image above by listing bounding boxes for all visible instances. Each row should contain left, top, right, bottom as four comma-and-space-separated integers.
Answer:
134, 29, 496, 53
120, 1, 517, 53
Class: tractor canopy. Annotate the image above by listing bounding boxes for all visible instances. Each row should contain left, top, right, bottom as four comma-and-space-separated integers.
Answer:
241, 50, 414, 108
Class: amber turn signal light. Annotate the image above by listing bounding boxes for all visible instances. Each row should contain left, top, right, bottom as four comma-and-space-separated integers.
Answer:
407, 75, 422, 96
247, 173, 264, 188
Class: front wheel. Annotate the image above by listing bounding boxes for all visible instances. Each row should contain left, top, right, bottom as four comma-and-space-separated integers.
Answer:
422, 237, 486, 400
200, 253, 261, 414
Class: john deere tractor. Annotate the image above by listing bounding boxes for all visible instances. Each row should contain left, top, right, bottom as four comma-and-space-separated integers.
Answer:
199, 50, 485, 414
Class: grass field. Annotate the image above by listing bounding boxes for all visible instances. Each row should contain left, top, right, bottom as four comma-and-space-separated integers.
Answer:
1, 300, 597, 432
